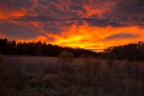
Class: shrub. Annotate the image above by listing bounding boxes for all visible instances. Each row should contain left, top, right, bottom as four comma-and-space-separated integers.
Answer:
58, 50, 74, 63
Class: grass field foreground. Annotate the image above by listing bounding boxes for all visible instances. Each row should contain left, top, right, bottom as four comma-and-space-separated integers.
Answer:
0, 56, 144, 96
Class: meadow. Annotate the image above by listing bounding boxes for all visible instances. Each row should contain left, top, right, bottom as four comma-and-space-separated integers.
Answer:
0, 55, 144, 96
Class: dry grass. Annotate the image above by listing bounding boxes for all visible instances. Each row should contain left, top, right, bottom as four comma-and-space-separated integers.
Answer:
0, 55, 5, 64
0, 56, 144, 96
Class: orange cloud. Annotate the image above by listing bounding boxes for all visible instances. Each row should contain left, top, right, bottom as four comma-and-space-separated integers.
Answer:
3, 21, 143, 52
83, 0, 117, 18
17, 35, 48, 43
43, 24, 144, 52
0, 8, 26, 19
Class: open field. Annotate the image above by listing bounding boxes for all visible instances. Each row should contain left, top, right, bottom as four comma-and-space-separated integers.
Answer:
0, 56, 144, 96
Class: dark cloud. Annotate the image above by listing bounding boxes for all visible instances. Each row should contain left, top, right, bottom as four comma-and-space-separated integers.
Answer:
116, 0, 144, 15
0, 0, 33, 12
21, 0, 144, 27
69, 0, 87, 13
69, 17, 126, 27
1, 0, 143, 27
107, 0, 144, 27
32, 0, 68, 19
43, 26, 62, 34
0, 21, 44, 39
82, 18, 125, 27
9, 16, 63, 22
106, 33, 140, 40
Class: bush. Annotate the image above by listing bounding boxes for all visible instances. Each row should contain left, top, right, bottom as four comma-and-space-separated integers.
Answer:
58, 50, 74, 63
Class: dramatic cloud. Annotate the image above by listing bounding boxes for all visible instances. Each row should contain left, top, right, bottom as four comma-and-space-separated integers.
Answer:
0, 0, 144, 51
0, 0, 34, 18
106, 33, 140, 40
0, 20, 43, 39
107, 0, 144, 27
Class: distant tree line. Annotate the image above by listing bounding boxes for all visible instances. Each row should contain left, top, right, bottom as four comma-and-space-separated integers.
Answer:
0, 38, 98, 57
1, 38, 144, 61
103, 41, 144, 61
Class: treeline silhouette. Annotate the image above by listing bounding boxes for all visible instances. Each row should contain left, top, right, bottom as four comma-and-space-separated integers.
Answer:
0, 38, 98, 57
103, 41, 144, 61
1, 38, 144, 61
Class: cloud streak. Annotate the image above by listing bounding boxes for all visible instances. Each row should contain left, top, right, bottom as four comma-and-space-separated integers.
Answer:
106, 33, 140, 40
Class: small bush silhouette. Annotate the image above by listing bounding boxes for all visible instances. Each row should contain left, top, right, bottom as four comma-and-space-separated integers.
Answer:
58, 50, 74, 63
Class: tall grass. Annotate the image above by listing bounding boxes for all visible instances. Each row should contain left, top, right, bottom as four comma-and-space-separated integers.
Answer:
0, 56, 144, 96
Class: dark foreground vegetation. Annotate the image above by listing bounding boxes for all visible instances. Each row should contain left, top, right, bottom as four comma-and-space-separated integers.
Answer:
0, 55, 144, 96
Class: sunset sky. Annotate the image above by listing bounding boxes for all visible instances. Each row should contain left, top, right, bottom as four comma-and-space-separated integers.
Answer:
0, 0, 144, 52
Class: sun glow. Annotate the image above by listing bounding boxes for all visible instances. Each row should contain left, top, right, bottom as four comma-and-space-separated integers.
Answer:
43, 24, 144, 52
